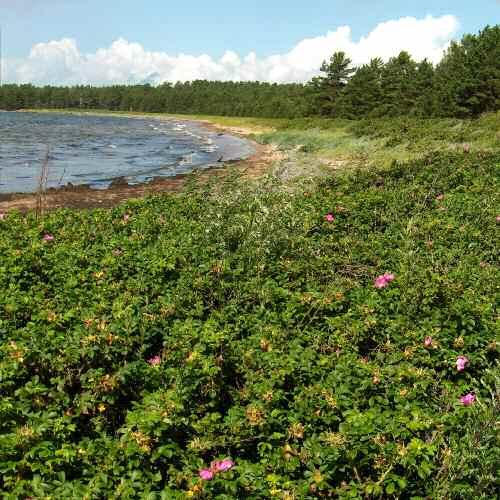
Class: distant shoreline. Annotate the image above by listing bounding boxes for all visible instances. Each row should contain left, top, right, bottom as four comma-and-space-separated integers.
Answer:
0, 111, 278, 212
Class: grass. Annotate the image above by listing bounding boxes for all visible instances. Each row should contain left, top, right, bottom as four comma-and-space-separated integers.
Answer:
0, 113, 499, 498
258, 113, 500, 168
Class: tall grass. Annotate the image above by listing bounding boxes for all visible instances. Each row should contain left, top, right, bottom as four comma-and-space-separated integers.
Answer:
35, 146, 50, 219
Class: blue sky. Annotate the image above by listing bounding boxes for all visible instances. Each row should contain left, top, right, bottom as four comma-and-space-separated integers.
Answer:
1, 0, 498, 84
2, 0, 498, 57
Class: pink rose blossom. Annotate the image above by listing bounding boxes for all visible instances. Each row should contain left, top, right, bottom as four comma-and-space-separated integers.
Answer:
42, 234, 55, 242
324, 213, 335, 223
374, 273, 395, 289
460, 393, 476, 406
456, 356, 469, 372
199, 469, 214, 481
215, 459, 234, 472
148, 356, 161, 366
424, 336, 433, 348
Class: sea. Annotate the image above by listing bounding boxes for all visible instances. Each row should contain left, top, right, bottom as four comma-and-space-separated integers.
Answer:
0, 112, 255, 193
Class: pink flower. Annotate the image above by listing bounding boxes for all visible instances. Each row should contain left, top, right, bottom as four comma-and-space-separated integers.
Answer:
424, 336, 433, 348
148, 355, 161, 366
199, 469, 214, 481
460, 393, 476, 406
436, 194, 444, 201
0, 213, 6, 221
374, 273, 395, 289
496, 215, 500, 223
42, 234, 55, 242
215, 459, 234, 472
456, 356, 469, 372
123, 214, 130, 222
324, 213, 335, 223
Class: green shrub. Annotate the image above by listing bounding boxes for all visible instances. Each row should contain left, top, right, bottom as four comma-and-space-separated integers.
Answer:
0, 149, 498, 498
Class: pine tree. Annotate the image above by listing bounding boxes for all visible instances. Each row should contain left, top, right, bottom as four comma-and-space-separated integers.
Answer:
413, 59, 436, 116
435, 25, 500, 116
309, 51, 355, 116
338, 58, 384, 118
379, 51, 418, 116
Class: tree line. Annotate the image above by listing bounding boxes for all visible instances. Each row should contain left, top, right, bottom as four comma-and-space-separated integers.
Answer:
0, 25, 498, 119
0, 81, 312, 118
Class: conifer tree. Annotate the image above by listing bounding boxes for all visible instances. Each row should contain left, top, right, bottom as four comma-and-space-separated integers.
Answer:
338, 57, 384, 118
434, 25, 500, 116
414, 59, 436, 116
309, 51, 355, 115
379, 51, 418, 116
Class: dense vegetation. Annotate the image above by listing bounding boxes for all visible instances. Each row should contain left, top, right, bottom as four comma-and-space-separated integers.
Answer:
1, 25, 498, 118
0, 115, 498, 498
0, 81, 311, 119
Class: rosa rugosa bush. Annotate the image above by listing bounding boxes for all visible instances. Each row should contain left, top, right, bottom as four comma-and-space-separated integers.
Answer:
0, 149, 498, 499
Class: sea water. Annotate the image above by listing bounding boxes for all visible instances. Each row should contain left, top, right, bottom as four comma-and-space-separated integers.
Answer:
0, 112, 255, 193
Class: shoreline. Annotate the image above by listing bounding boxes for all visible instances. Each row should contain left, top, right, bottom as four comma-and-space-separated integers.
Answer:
0, 110, 279, 212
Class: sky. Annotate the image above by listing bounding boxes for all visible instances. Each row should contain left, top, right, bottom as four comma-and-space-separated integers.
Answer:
0, 0, 498, 85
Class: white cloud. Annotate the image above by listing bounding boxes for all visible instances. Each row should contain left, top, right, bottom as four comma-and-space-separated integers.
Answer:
3, 15, 460, 85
